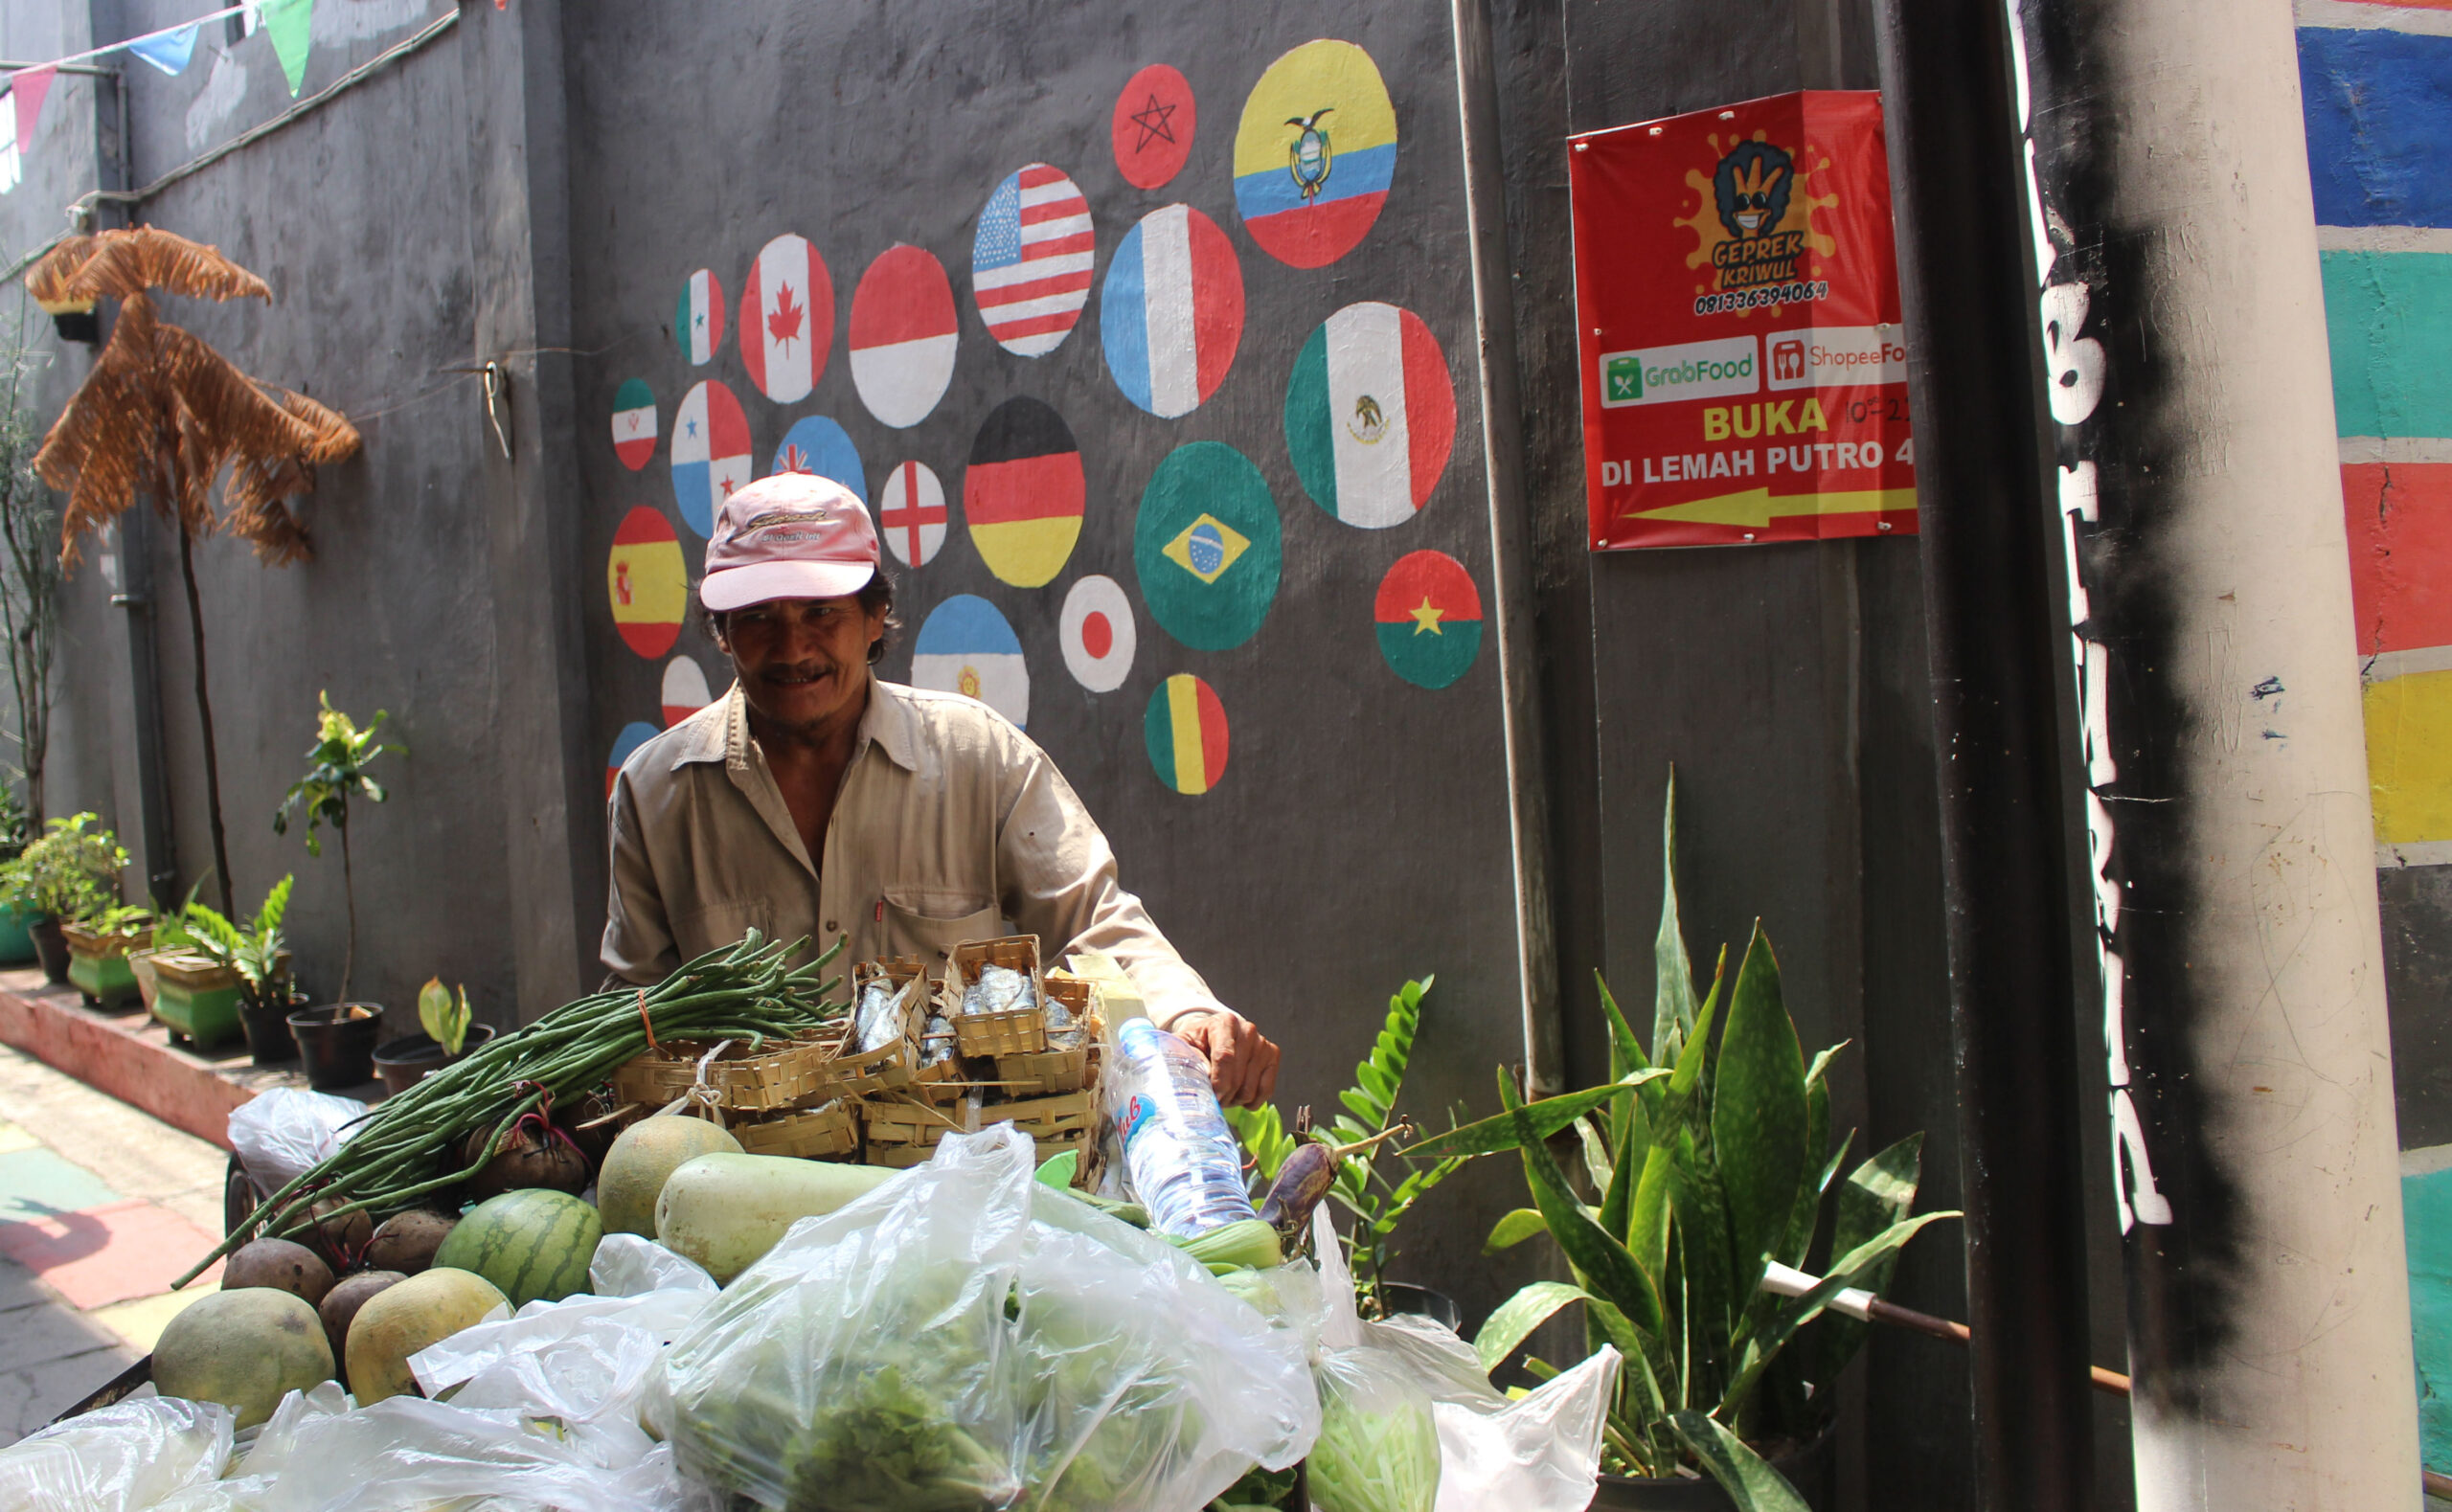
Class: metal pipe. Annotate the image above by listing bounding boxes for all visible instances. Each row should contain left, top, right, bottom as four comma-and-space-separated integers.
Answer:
1866, 3, 2098, 1508
2002, 0, 2420, 1504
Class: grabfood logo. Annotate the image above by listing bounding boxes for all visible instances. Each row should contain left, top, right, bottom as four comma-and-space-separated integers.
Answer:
1598, 336, 1759, 409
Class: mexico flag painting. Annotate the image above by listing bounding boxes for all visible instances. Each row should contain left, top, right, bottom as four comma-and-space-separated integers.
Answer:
971, 164, 1095, 357
738, 234, 834, 405
1145, 673, 1229, 796
1101, 204, 1243, 418
671, 380, 754, 538
911, 595, 1029, 729
1284, 302, 1456, 529
850, 244, 959, 429
1374, 550, 1483, 689
965, 397, 1084, 588
675, 268, 725, 365
607, 507, 685, 661
611, 378, 657, 471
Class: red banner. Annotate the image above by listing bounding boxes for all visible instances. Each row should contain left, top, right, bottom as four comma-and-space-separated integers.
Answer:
1570, 91, 1916, 550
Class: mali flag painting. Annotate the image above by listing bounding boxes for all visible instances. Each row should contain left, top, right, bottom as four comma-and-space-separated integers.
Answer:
608, 507, 686, 660
1374, 551, 1483, 689
965, 397, 1085, 588
1233, 40, 1398, 270
1145, 673, 1230, 796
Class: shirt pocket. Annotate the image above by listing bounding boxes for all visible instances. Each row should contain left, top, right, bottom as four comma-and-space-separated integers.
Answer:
671, 898, 783, 962
880, 891, 1005, 967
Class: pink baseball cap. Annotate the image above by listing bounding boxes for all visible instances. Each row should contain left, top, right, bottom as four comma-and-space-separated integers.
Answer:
699, 473, 879, 612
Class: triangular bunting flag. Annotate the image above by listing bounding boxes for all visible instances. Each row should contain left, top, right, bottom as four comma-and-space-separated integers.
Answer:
262, 0, 313, 96
10, 67, 54, 154
128, 24, 200, 77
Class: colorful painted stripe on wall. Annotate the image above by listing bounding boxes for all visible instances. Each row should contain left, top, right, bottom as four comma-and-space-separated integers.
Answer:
2322, 251, 2452, 440
2343, 451, 2452, 656
2301, 25, 2452, 228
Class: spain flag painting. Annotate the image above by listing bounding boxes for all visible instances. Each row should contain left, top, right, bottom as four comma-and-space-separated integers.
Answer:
607, 507, 685, 661
1145, 673, 1230, 796
965, 397, 1085, 588
1233, 40, 1398, 270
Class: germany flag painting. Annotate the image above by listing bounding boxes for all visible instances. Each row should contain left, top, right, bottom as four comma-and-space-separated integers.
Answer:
965, 397, 1085, 588
1374, 551, 1483, 688
1145, 673, 1230, 795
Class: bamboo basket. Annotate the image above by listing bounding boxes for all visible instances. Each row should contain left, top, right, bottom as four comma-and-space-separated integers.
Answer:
994, 977, 1103, 1095
609, 1029, 843, 1114
824, 959, 928, 1096
861, 1091, 972, 1149
734, 1099, 859, 1159
947, 937, 1048, 1057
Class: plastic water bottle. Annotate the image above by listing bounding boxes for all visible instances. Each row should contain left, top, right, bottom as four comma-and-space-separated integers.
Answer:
1105, 1019, 1259, 1237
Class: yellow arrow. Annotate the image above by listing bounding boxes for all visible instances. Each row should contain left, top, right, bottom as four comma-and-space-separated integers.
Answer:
1626, 486, 1918, 530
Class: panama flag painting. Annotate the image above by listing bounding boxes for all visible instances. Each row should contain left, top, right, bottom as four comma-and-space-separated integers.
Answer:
1233, 40, 1399, 269
671, 379, 754, 538
676, 268, 725, 365
739, 234, 834, 405
911, 595, 1030, 729
1144, 674, 1229, 796
850, 245, 959, 429
1284, 302, 1456, 529
1374, 551, 1484, 689
611, 378, 657, 471
971, 164, 1095, 357
1101, 204, 1244, 418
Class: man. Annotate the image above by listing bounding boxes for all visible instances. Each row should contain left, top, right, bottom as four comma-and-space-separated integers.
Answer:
602, 473, 1280, 1105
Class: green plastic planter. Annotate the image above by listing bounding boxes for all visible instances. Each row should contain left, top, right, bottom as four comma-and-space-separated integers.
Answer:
65, 948, 141, 1010
151, 971, 245, 1051
0, 902, 37, 967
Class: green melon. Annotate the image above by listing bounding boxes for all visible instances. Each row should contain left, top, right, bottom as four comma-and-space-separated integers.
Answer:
433, 1188, 602, 1308
597, 1115, 742, 1237
154, 1287, 335, 1429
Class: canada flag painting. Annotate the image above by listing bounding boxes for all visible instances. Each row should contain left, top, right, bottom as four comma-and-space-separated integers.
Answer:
739, 234, 833, 405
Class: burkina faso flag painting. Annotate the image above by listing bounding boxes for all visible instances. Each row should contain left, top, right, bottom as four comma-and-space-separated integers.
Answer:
1374, 550, 1483, 689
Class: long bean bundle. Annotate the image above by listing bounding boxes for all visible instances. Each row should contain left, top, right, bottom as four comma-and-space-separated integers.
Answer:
177, 931, 845, 1288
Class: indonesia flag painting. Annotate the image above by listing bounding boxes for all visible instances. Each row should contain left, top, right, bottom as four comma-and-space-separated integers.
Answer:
971, 164, 1095, 357
850, 245, 960, 429
739, 234, 833, 404
1100, 204, 1244, 418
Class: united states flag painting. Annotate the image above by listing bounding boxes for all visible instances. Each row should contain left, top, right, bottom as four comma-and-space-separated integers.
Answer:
971, 164, 1095, 357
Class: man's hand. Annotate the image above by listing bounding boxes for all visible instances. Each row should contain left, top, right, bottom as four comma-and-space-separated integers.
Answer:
1170, 1009, 1280, 1109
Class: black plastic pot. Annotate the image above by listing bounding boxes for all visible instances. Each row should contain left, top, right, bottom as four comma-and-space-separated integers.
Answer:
1589, 1425, 1836, 1511
1377, 1282, 1464, 1334
371, 1024, 497, 1096
29, 916, 68, 983
287, 1003, 383, 1091
239, 997, 300, 1068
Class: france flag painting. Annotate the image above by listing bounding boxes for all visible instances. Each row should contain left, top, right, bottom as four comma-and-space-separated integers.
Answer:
1100, 204, 1245, 418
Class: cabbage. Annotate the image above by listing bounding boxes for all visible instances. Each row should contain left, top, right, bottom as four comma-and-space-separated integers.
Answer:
1309, 1350, 1441, 1512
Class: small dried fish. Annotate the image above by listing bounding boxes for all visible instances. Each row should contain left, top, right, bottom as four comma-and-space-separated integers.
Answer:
920, 1012, 955, 1067
962, 964, 1036, 1017
853, 982, 903, 1053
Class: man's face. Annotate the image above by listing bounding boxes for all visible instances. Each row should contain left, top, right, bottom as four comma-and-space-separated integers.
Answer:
716, 595, 886, 733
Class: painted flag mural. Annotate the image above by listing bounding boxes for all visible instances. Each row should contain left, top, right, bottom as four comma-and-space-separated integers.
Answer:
671, 379, 754, 538
1233, 40, 1399, 269
1285, 302, 1457, 528
608, 508, 686, 660
611, 378, 657, 471
911, 595, 1030, 728
608, 721, 662, 799
1133, 440, 1281, 651
1374, 551, 1484, 689
739, 234, 833, 404
771, 416, 867, 502
676, 268, 726, 365
850, 245, 960, 429
661, 657, 715, 727
878, 461, 949, 570
1145, 674, 1229, 796
1101, 204, 1245, 418
965, 398, 1085, 588
1060, 575, 1136, 692
971, 164, 1096, 357
1113, 64, 1195, 191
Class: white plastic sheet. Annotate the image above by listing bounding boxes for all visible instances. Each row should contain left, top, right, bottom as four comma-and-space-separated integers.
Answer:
0, 1395, 234, 1512
225, 1088, 366, 1197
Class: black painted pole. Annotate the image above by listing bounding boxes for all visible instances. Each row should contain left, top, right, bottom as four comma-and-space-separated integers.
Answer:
1868, 5, 2098, 1510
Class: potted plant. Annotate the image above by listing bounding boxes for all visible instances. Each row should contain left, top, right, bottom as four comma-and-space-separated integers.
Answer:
61, 901, 152, 1010
2, 813, 128, 985
371, 976, 496, 1095
0, 789, 37, 967
170, 877, 298, 1061
274, 691, 400, 1004
1409, 782, 1958, 1512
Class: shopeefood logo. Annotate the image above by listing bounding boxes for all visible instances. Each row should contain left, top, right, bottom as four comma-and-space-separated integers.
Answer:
1597, 335, 1759, 409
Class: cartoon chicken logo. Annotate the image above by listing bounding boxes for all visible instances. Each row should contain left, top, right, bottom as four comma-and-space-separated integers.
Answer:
1714, 140, 1794, 239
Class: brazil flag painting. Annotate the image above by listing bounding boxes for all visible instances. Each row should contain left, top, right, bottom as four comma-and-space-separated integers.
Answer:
1374, 551, 1483, 688
1133, 441, 1282, 651
1145, 673, 1230, 796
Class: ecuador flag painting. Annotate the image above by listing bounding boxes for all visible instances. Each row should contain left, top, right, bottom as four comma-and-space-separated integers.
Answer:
1233, 40, 1397, 269
965, 398, 1085, 588
1145, 673, 1229, 796
607, 507, 686, 661
1374, 551, 1483, 689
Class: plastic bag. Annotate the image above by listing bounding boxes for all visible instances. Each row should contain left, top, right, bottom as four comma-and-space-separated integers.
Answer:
226, 1088, 367, 1197
241, 1395, 679, 1512
656, 1123, 1317, 1511
0, 1395, 234, 1512
590, 1231, 717, 1299
1311, 1343, 1442, 1512
155, 1383, 353, 1512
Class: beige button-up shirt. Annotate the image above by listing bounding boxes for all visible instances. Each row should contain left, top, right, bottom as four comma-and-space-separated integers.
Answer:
602, 677, 1226, 1030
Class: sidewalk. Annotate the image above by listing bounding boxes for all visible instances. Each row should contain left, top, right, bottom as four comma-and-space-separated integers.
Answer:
0, 1043, 228, 1444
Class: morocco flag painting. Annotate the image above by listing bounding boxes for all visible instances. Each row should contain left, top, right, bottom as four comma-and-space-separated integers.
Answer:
739, 234, 833, 404
1374, 550, 1483, 689
1284, 302, 1456, 529
964, 397, 1084, 588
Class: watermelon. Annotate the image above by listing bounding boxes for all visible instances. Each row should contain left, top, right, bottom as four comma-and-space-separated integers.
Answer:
433, 1188, 602, 1307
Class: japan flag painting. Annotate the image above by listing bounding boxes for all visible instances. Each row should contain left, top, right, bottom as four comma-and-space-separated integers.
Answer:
739, 235, 834, 404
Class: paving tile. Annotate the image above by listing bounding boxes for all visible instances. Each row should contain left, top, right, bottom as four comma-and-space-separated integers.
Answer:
0, 1343, 140, 1443
0, 1121, 34, 1155
0, 1047, 228, 1206
0, 1254, 53, 1313
0, 1293, 123, 1370
90, 1282, 218, 1353
0, 1147, 122, 1224
0, 1199, 224, 1310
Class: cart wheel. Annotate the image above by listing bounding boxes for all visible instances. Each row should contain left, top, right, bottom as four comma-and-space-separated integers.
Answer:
223, 1153, 260, 1238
